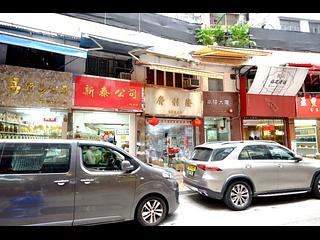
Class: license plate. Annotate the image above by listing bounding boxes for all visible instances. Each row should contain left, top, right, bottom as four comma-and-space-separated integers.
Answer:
186, 170, 195, 176
187, 165, 196, 171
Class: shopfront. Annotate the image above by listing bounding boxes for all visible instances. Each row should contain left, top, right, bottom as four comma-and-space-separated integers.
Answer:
201, 91, 240, 143
144, 87, 202, 169
293, 96, 320, 157
0, 65, 72, 139
240, 93, 296, 147
73, 75, 143, 154
239, 65, 308, 148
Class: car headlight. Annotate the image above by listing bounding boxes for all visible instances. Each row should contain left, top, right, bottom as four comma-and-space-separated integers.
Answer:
162, 171, 172, 179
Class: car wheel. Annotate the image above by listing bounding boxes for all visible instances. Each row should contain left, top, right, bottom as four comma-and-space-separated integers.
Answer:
312, 174, 320, 199
136, 196, 167, 226
223, 181, 252, 211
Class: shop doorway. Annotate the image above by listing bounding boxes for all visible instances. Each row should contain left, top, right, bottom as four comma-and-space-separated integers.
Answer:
145, 119, 194, 169
293, 119, 318, 158
73, 111, 130, 151
243, 118, 286, 145
204, 117, 230, 142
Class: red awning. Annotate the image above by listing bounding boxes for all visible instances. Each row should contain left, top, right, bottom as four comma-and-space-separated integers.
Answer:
287, 63, 320, 71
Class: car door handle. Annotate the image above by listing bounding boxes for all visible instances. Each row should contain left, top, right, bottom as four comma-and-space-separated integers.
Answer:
278, 164, 283, 168
80, 178, 95, 185
54, 179, 70, 186
245, 164, 251, 169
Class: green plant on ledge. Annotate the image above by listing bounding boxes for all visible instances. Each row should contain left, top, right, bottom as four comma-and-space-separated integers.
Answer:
196, 23, 256, 48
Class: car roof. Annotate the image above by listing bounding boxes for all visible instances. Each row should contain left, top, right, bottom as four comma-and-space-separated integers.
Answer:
0, 139, 115, 147
195, 140, 281, 150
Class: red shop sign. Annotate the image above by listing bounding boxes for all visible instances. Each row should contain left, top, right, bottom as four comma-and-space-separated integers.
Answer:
244, 94, 296, 117
74, 75, 143, 110
296, 96, 320, 117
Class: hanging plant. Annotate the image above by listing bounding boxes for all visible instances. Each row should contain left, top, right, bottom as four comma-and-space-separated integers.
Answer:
195, 23, 256, 48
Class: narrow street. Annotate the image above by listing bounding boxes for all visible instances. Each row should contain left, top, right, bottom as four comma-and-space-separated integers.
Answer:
160, 192, 320, 226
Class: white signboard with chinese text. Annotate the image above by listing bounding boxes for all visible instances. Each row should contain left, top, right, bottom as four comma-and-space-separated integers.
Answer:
248, 66, 308, 96
145, 87, 202, 117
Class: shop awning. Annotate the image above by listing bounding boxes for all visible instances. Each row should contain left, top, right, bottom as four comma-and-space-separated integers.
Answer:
0, 31, 89, 58
81, 34, 152, 56
140, 62, 224, 79
287, 63, 320, 71
192, 46, 271, 65
247, 65, 309, 96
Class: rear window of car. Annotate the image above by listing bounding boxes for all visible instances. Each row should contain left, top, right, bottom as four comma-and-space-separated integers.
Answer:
190, 147, 235, 162
190, 148, 213, 162
211, 147, 235, 161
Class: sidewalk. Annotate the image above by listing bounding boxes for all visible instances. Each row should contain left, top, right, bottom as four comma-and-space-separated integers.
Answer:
163, 166, 191, 193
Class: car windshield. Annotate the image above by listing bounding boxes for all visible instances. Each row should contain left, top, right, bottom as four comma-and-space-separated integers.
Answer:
190, 147, 235, 162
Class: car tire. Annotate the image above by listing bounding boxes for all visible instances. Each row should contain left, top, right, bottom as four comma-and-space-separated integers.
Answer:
136, 196, 167, 226
223, 181, 252, 211
312, 174, 320, 199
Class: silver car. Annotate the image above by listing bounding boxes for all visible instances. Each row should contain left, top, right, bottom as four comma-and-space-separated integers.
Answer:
183, 141, 320, 210
0, 139, 179, 226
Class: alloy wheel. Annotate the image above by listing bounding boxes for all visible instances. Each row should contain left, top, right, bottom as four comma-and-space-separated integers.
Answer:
230, 184, 249, 207
141, 199, 164, 224
318, 179, 320, 193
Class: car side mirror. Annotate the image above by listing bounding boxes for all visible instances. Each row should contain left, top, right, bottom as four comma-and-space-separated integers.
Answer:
293, 155, 303, 162
121, 160, 134, 172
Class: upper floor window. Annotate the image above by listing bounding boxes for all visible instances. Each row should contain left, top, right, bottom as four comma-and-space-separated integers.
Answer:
6, 45, 65, 72
85, 55, 132, 79
280, 19, 300, 32
146, 68, 197, 89
309, 22, 320, 33
208, 78, 223, 91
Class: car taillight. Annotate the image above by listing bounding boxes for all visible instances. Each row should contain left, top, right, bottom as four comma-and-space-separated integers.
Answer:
197, 164, 222, 171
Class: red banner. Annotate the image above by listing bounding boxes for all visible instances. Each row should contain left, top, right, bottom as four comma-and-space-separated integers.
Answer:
244, 94, 296, 117
74, 75, 143, 110
296, 96, 320, 117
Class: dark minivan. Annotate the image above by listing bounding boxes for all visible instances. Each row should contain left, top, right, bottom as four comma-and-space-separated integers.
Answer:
0, 139, 179, 226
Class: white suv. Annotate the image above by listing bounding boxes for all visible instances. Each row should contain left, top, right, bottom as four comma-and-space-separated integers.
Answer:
183, 141, 320, 210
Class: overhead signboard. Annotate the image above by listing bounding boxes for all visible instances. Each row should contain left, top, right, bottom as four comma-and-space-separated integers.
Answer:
248, 66, 308, 96
145, 87, 202, 117
74, 75, 143, 111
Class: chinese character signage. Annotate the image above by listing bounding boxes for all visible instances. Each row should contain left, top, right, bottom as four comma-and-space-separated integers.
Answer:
74, 75, 143, 111
296, 96, 320, 117
203, 91, 238, 117
248, 66, 308, 96
145, 87, 202, 117
0, 65, 72, 108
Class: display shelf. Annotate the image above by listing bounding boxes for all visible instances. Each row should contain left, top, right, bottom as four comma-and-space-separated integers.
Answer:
0, 132, 52, 136
0, 120, 28, 126
297, 147, 317, 149
295, 127, 317, 130
296, 134, 317, 137
296, 141, 317, 144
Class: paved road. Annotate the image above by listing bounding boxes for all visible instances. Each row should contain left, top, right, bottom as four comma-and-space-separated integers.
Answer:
160, 191, 320, 226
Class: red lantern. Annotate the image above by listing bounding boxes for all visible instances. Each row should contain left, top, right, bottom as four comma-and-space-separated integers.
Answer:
191, 118, 202, 127
148, 116, 160, 126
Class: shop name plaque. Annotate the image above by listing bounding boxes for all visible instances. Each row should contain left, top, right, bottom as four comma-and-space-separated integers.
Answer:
0, 65, 73, 108
145, 87, 202, 117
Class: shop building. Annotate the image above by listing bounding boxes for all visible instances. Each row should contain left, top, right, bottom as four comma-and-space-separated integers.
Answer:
0, 64, 73, 140
143, 86, 202, 168
292, 96, 320, 157
200, 91, 240, 143
72, 75, 143, 155
239, 64, 309, 147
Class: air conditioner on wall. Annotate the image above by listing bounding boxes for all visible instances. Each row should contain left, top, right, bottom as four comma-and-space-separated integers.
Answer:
120, 72, 131, 80
183, 77, 200, 89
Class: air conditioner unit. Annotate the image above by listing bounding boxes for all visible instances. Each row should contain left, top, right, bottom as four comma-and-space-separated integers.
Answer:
183, 77, 200, 89
120, 72, 131, 80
